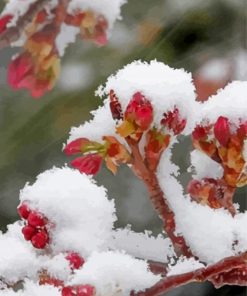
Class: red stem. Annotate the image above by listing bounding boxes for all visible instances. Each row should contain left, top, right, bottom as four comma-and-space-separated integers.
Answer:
126, 137, 192, 258
133, 253, 247, 296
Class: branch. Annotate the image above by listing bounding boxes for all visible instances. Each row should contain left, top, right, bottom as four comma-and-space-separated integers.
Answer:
126, 137, 192, 258
133, 253, 247, 296
0, 0, 52, 49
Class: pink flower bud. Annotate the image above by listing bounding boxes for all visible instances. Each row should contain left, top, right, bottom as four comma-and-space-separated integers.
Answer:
76, 285, 95, 296
0, 14, 13, 34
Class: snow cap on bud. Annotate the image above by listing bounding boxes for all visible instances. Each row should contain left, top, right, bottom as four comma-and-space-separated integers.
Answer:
19, 167, 116, 255
71, 154, 103, 175
213, 116, 230, 147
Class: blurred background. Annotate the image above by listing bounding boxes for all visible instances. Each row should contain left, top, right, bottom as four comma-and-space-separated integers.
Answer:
0, 0, 246, 295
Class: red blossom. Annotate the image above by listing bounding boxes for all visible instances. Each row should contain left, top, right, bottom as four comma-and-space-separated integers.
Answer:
161, 108, 186, 135
17, 202, 31, 219
31, 230, 49, 249
64, 138, 90, 156
28, 211, 46, 227
0, 14, 13, 34
214, 116, 231, 147
71, 154, 103, 175
22, 225, 37, 241
66, 252, 85, 270
125, 92, 153, 130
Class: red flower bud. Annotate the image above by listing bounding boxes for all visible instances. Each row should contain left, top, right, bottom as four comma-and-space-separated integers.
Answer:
192, 125, 207, 141
76, 285, 95, 296
187, 179, 202, 198
22, 225, 37, 241
64, 138, 90, 156
214, 116, 230, 147
109, 90, 123, 120
66, 252, 85, 270
62, 287, 75, 296
17, 203, 31, 219
161, 108, 186, 135
31, 230, 49, 249
71, 154, 103, 175
28, 212, 46, 227
125, 92, 153, 130
0, 14, 13, 34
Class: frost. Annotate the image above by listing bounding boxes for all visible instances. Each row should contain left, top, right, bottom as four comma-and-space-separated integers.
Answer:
70, 251, 160, 296
19, 167, 116, 256
97, 60, 198, 134
189, 150, 224, 180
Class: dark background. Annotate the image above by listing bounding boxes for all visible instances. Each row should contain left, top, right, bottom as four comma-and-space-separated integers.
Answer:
0, 0, 246, 295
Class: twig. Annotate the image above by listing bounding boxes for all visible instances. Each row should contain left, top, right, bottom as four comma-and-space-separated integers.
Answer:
133, 253, 247, 296
126, 137, 192, 258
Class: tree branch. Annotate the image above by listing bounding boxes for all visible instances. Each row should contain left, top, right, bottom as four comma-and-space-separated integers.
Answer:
133, 253, 247, 296
126, 137, 192, 258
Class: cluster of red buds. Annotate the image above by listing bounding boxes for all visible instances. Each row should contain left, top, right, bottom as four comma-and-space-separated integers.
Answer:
65, 91, 188, 175
18, 202, 49, 249
62, 284, 95, 296
0, 2, 109, 98
64, 135, 131, 175
189, 116, 247, 213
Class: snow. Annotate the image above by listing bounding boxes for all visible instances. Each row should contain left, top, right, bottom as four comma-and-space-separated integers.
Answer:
110, 228, 175, 263
0, 281, 60, 296
68, 0, 126, 30
157, 148, 247, 264
69, 251, 160, 296
199, 81, 247, 124
67, 100, 119, 144
167, 257, 205, 276
55, 24, 80, 56
0, 222, 40, 283
97, 60, 198, 135
189, 150, 224, 180
19, 167, 116, 256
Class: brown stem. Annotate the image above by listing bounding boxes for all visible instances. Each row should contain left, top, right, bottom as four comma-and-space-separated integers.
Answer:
126, 137, 192, 258
133, 253, 247, 296
0, 0, 50, 49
